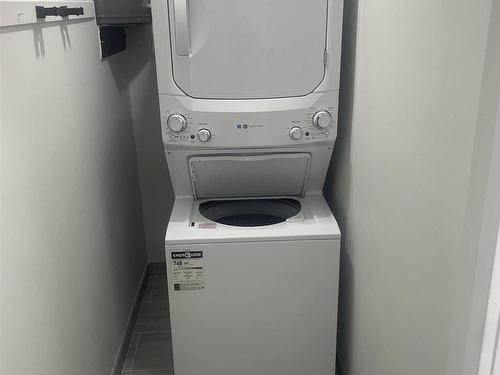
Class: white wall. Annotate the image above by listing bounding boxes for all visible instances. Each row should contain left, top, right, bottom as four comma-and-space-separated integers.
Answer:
0, 12, 148, 375
325, 0, 499, 374
125, 25, 174, 263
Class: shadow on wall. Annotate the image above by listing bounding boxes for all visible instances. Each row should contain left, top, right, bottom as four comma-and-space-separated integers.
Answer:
323, 0, 359, 374
108, 25, 175, 263
0, 18, 88, 58
107, 26, 153, 89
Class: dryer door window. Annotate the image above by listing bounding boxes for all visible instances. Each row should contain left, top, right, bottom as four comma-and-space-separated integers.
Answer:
199, 198, 301, 227
168, 0, 329, 99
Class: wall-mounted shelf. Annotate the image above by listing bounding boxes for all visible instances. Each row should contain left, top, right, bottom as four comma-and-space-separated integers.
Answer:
93, 0, 151, 59
94, 0, 151, 26
0, 0, 95, 28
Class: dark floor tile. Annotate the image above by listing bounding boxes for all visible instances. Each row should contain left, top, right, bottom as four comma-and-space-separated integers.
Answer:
129, 332, 173, 371
149, 262, 167, 276
143, 275, 155, 299
122, 333, 141, 371
150, 276, 168, 301
134, 300, 170, 333
123, 370, 172, 375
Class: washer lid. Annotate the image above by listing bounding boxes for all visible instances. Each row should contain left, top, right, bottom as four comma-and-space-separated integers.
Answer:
188, 153, 311, 199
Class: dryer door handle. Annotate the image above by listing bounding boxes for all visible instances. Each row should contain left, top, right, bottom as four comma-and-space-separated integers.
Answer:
173, 0, 190, 56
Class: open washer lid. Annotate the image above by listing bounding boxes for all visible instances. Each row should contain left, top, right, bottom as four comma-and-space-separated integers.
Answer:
188, 153, 311, 199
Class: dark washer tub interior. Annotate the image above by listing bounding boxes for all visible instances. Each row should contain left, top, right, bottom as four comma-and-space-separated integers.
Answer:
199, 198, 301, 227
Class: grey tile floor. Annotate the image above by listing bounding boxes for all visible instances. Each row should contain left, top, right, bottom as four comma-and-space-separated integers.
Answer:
122, 265, 173, 375
121, 263, 342, 375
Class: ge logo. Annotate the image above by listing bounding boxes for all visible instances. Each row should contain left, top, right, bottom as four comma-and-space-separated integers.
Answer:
184, 252, 191, 258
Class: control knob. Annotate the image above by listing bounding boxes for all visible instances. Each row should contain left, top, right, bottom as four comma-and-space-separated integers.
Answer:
197, 128, 211, 142
167, 114, 187, 133
312, 110, 332, 129
289, 126, 304, 140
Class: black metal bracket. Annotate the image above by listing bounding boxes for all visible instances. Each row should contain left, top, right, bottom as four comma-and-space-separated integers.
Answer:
35, 6, 84, 19
98, 26, 127, 59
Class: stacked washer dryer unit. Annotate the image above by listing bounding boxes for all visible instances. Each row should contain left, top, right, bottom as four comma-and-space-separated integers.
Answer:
151, 0, 343, 374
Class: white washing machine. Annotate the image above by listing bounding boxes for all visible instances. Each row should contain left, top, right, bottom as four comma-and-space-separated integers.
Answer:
165, 148, 341, 375
150, 0, 344, 374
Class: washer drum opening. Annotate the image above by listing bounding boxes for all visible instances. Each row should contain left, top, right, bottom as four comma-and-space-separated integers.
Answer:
199, 198, 302, 227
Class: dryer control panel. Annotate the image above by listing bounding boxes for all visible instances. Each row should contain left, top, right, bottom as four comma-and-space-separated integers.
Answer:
159, 91, 339, 148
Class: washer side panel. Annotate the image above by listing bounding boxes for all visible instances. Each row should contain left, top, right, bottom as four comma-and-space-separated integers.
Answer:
166, 239, 340, 375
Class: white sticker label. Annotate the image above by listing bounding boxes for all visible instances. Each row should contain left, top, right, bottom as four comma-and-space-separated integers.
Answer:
171, 251, 204, 291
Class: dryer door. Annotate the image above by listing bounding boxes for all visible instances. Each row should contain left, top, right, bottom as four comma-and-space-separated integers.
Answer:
168, 0, 328, 99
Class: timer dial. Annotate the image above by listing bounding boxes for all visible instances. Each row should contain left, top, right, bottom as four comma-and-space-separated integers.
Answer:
289, 126, 304, 140
312, 110, 332, 129
167, 114, 187, 133
197, 128, 212, 142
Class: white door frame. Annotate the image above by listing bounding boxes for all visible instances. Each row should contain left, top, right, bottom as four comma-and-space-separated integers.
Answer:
469, 0, 500, 373
478, 222, 500, 375
475, 22, 500, 371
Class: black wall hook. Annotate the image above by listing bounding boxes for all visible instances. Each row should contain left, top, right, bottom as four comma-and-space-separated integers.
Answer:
36, 6, 84, 19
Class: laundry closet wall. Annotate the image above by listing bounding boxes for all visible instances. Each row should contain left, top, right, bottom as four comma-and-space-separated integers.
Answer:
1, 10, 151, 375
325, 0, 500, 375
125, 25, 175, 263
